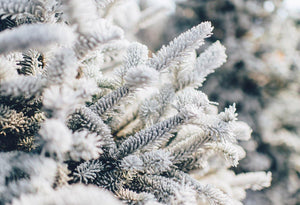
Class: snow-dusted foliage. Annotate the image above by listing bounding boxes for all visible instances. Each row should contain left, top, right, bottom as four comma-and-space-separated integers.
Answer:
164, 0, 300, 204
0, 0, 271, 204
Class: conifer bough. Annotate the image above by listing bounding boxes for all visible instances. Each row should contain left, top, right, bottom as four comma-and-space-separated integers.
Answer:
0, 0, 271, 204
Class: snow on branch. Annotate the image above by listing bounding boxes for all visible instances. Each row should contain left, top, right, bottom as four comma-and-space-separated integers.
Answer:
0, 23, 75, 55
113, 108, 195, 159
148, 21, 213, 71
0, 0, 46, 21
74, 19, 124, 58
194, 40, 227, 85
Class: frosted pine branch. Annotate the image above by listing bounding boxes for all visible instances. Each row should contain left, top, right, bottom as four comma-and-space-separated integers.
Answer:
0, 0, 46, 21
39, 119, 73, 160
148, 21, 213, 71
124, 65, 159, 88
170, 185, 198, 205
170, 170, 236, 205
42, 85, 79, 119
115, 42, 149, 85
0, 153, 58, 202
121, 150, 173, 175
218, 103, 237, 122
175, 41, 226, 89
74, 19, 123, 58
168, 133, 209, 170
90, 65, 158, 116
68, 106, 116, 151
45, 48, 77, 85
94, 0, 115, 8
120, 155, 144, 172
0, 104, 43, 137
113, 110, 194, 159
13, 184, 123, 205
139, 84, 175, 125
231, 172, 272, 191
194, 41, 227, 85
0, 23, 76, 54
17, 50, 44, 76
89, 86, 130, 116
69, 130, 104, 161
191, 105, 238, 143
115, 187, 157, 204
73, 160, 103, 184
139, 150, 173, 174
204, 142, 246, 167
231, 121, 252, 141
62, 0, 98, 34
135, 175, 183, 203
0, 75, 46, 104
173, 88, 210, 111
0, 56, 18, 82
123, 42, 149, 70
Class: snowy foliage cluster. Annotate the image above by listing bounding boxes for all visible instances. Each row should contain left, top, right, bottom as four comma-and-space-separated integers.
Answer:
162, 0, 300, 204
0, 0, 272, 204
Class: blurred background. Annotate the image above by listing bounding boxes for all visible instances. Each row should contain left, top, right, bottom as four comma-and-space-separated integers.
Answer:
135, 0, 300, 204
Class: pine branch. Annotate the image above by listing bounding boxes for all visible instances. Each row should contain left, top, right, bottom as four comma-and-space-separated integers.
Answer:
68, 106, 116, 151
133, 174, 182, 203
17, 50, 44, 76
0, 23, 75, 55
204, 142, 246, 167
94, 0, 115, 9
169, 170, 237, 205
0, 75, 46, 106
45, 48, 77, 85
73, 160, 103, 184
138, 84, 175, 126
90, 86, 130, 116
61, 0, 98, 34
121, 150, 173, 175
0, 56, 18, 82
168, 133, 210, 171
74, 19, 123, 58
115, 187, 157, 204
232, 171, 272, 191
0, 0, 46, 21
39, 119, 73, 160
113, 110, 194, 159
90, 65, 158, 116
191, 40, 226, 88
0, 104, 43, 136
148, 21, 213, 71
115, 42, 149, 86
69, 130, 104, 161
